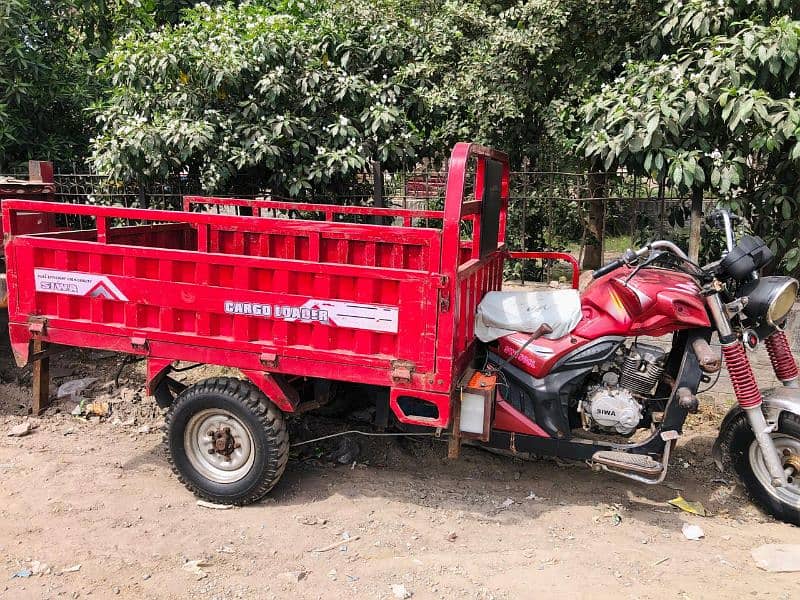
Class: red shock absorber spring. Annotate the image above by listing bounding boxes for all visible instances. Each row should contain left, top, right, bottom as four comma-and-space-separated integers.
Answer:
764, 330, 799, 383
721, 342, 762, 408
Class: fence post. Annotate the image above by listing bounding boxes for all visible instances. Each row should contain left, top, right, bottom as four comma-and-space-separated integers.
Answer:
688, 187, 703, 262
137, 176, 148, 209
28, 160, 54, 185
372, 160, 384, 225
582, 166, 606, 270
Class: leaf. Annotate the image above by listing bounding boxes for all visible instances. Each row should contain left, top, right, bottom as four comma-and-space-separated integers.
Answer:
623, 121, 634, 141
604, 150, 615, 171
646, 114, 659, 135
668, 496, 708, 517
672, 162, 683, 188
683, 162, 694, 188
721, 171, 731, 193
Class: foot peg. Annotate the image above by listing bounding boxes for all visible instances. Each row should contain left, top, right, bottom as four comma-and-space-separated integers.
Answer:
590, 430, 678, 484
592, 450, 662, 475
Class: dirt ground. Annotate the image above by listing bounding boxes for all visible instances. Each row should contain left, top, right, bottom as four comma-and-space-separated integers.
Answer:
2, 326, 800, 600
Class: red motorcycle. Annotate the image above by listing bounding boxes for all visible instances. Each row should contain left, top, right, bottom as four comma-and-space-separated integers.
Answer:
480, 209, 800, 524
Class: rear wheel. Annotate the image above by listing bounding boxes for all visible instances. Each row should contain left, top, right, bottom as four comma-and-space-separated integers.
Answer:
718, 410, 800, 525
165, 377, 289, 505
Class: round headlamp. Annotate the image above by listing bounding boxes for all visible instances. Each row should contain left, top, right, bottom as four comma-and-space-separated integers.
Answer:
742, 276, 799, 327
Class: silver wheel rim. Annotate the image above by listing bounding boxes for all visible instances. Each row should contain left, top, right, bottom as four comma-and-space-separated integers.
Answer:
749, 433, 800, 509
184, 409, 255, 484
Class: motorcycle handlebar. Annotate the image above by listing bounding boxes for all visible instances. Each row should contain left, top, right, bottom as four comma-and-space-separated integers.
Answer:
592, 258, 626, 279
592, 242, 688, 279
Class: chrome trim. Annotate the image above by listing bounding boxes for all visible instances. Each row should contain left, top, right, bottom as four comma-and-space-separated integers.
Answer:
766, 277, 799, 327
721, 210, 735, 254
707, 293, 733, 338
650, 240, 689, 261
762, 386, 800, 425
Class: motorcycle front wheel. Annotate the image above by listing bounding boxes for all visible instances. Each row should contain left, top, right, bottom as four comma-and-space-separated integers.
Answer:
718, 411, 800, 525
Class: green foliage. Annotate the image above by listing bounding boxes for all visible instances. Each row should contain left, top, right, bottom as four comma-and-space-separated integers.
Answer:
0, 0, 235, 169
0, 0, 93, 167
92, 1, 425, 194
91, 0, 662, 193
580, 1, 800, 275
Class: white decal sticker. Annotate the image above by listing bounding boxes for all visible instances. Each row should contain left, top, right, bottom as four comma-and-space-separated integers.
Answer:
34, 269, 128, 301
224, 298, 399, 333
314, 300, 399, 333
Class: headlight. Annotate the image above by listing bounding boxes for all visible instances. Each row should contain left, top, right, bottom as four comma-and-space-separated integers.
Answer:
742, 276, 799, 327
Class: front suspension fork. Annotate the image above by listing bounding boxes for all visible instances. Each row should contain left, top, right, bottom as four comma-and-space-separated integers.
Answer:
765, 330, 800, 388
708, 294, 789, 485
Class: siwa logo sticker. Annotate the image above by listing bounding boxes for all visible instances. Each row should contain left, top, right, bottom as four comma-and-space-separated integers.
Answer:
34, 269, 128, 301
224, 298, 399, 333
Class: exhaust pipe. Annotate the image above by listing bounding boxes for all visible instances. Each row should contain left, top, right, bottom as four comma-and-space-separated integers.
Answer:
692, 337, 720, 373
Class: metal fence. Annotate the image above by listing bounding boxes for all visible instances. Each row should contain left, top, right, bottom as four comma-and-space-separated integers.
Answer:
5, 163, 705, 276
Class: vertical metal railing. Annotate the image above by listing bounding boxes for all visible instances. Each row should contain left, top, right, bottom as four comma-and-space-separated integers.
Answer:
44, 164, 696, 279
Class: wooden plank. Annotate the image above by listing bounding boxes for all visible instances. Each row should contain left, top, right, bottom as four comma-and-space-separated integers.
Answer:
31, 339, 50, 415
447, 395, 462, 459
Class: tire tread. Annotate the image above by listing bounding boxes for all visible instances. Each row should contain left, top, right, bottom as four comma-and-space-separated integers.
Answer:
164, 376, 289, 505
718, 410, 800, 525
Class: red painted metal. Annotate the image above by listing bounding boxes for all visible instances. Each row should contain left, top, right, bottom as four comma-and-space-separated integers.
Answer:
722, 342, 763, 408
0, 161, 57, 308
183, 196, 443, 228
506, 251, 580, 289
494, 266, 711, 380
3, 143, 510, 429
493, 395, 551, 437
496, 331, 587, 380
765, 330, 800, 384
576, 266, 710, 338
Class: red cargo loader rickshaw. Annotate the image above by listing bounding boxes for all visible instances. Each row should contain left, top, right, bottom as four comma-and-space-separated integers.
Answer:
4, 143, 800, 524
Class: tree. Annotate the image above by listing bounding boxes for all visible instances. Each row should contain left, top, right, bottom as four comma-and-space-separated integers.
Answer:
0, 0, 94, 168
91, 0, 662, 197
580, 0, 800, 273
91, 1, 425, 195
0, 0, 236, 169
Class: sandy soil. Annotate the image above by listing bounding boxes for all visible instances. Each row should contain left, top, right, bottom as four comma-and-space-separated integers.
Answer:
2, 325, 800, 600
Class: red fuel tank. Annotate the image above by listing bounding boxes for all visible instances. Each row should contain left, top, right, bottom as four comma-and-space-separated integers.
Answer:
496, 267, 710, 377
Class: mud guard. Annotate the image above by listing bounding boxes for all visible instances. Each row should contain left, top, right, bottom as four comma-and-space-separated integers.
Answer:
240, 369, 299, 413
152, 376, 186, 408
145, 359, 299, 413
712, 386, 800, 470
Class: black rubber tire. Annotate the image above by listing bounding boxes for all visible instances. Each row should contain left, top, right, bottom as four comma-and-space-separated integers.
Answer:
717, 410, 800, 525
164, 377, 289, 505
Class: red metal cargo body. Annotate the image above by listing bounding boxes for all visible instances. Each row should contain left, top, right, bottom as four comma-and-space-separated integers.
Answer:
0, 161, 57, 308
2, 143, 511, 428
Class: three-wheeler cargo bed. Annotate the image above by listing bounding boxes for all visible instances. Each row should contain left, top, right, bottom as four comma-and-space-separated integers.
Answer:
3, 143, 512, 428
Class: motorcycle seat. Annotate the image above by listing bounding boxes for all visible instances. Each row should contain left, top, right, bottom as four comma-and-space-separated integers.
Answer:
474, 289, 582, 343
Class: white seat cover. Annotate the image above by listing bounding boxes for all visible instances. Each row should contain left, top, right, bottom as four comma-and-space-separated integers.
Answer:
474, 289, 582, 343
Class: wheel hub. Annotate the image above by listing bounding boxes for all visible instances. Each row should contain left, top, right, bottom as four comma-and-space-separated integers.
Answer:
782, 449, 800, 477
749, 433, 800, 509
183, 409, 255, 484
208, 427, 241, 460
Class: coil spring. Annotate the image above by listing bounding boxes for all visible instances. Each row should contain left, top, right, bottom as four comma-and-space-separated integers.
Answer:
721, 342, 762, 408
765, 330, 799, 383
